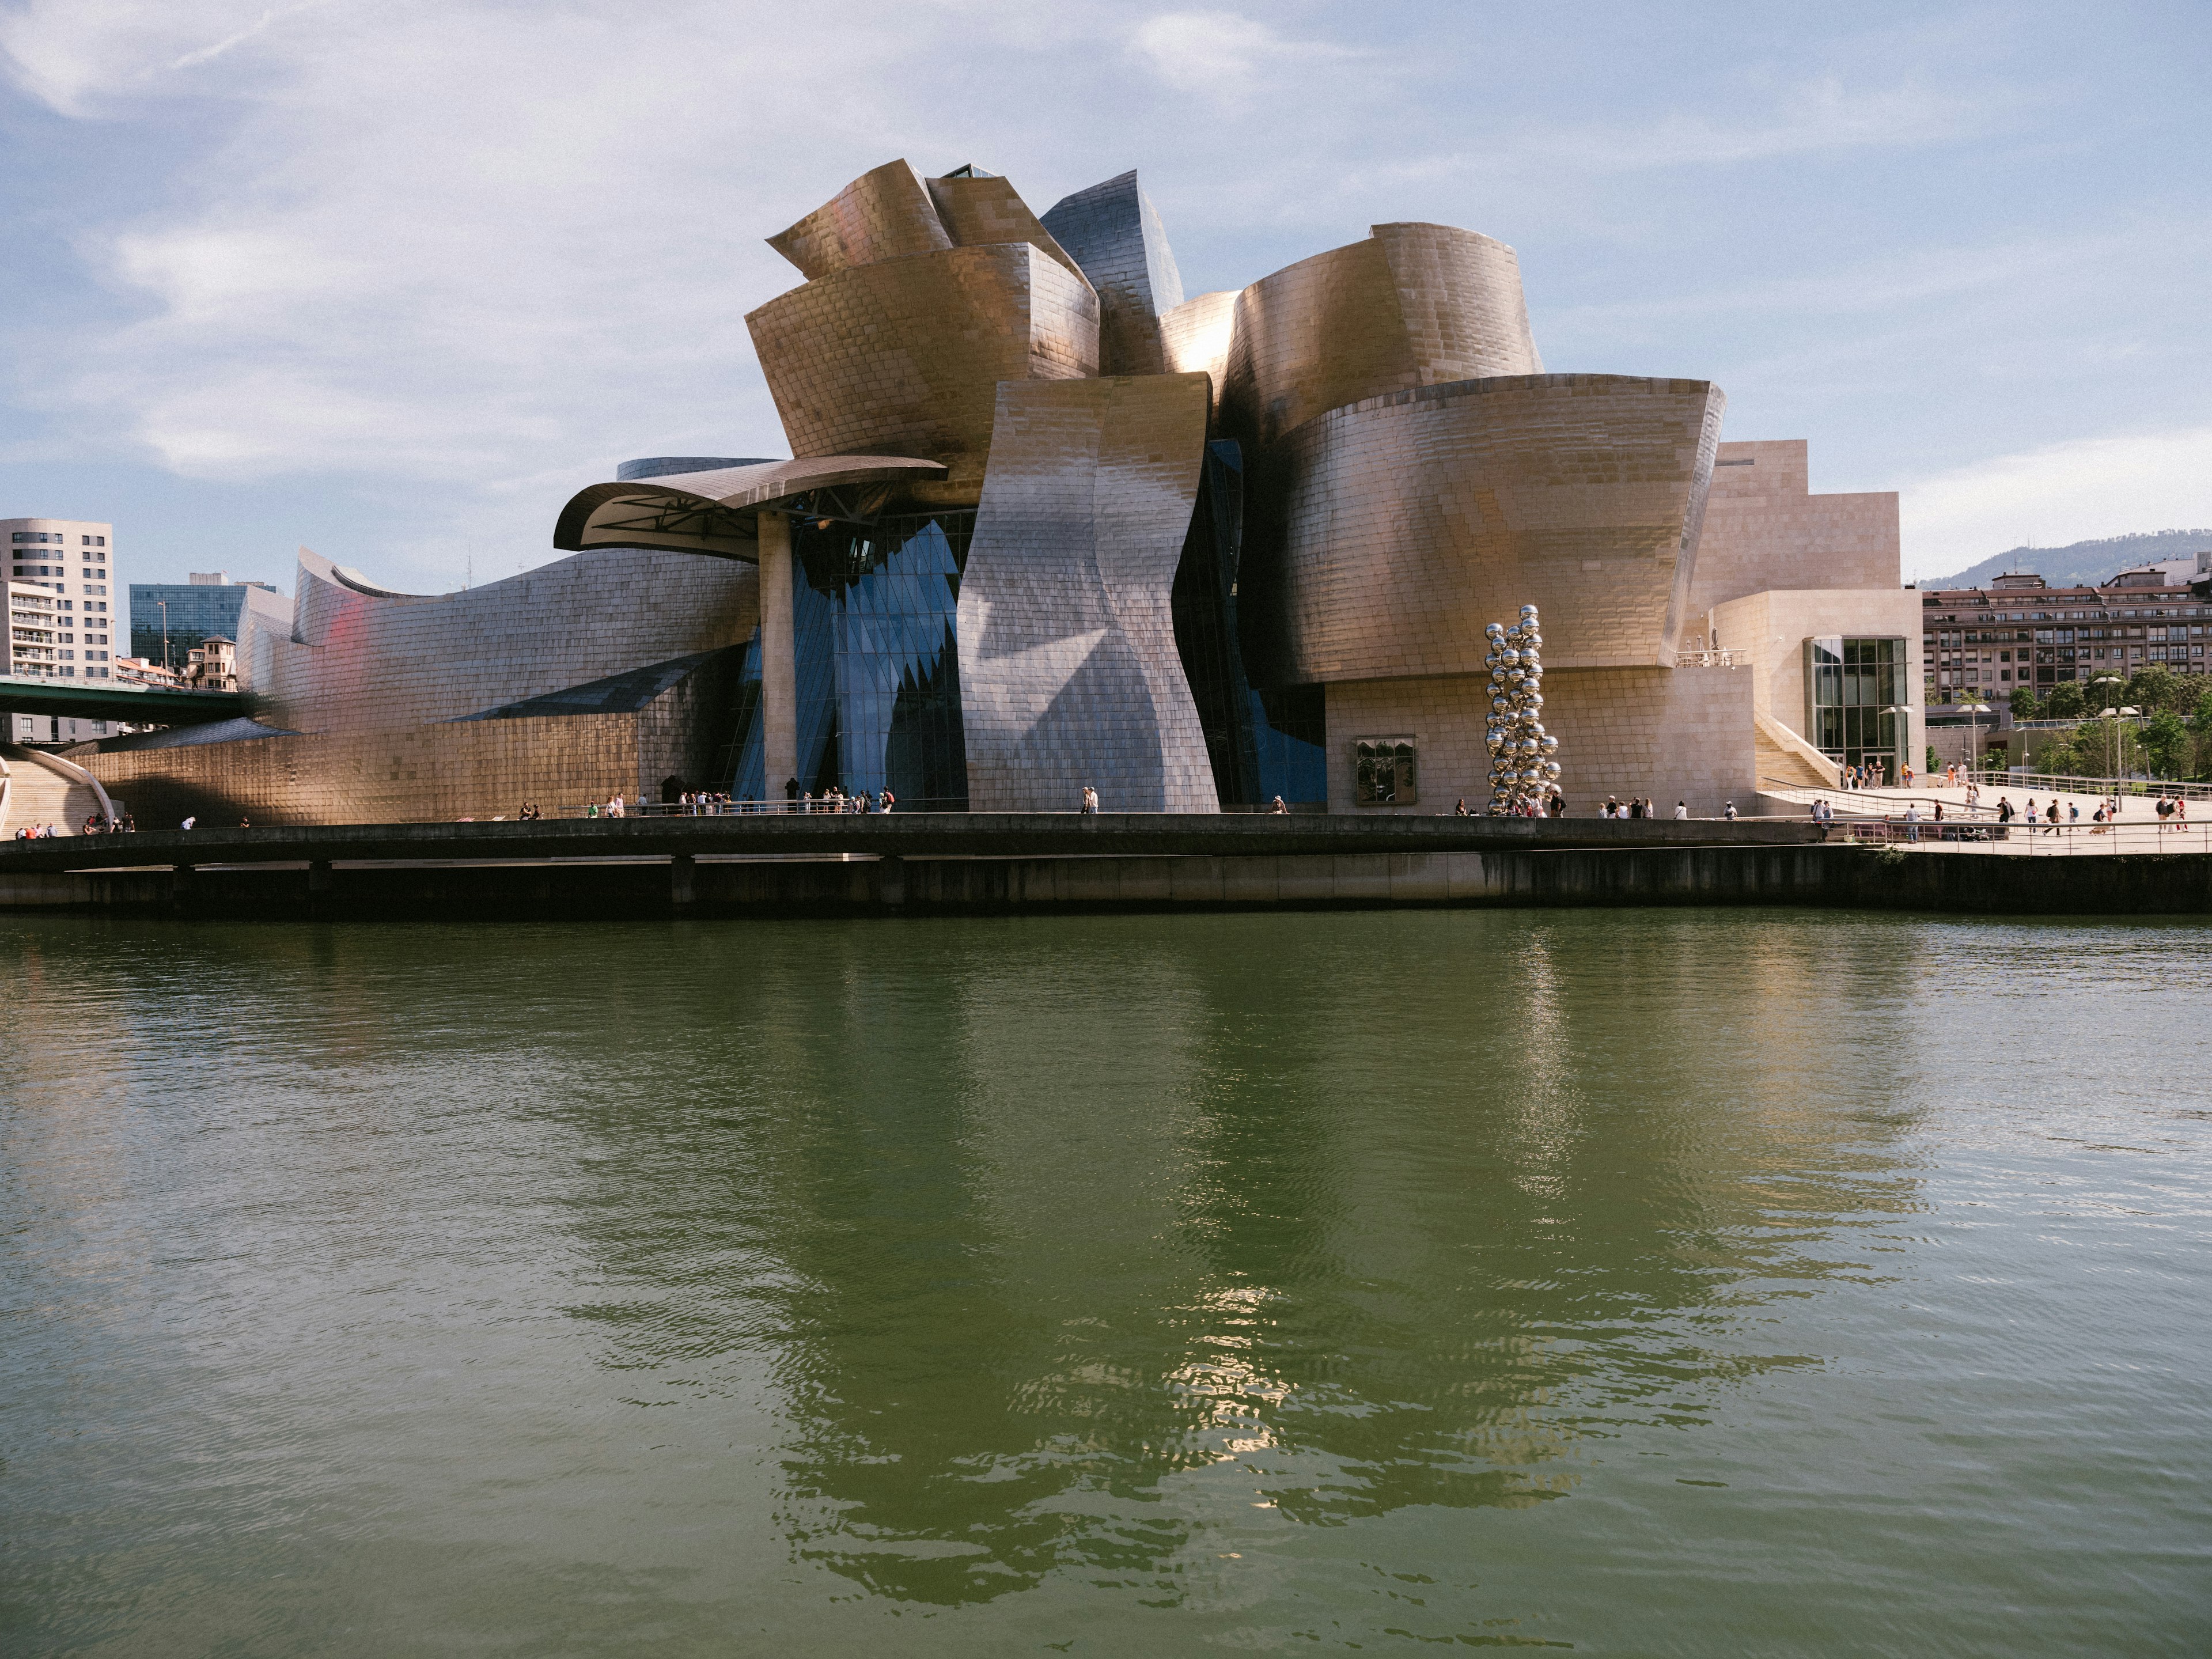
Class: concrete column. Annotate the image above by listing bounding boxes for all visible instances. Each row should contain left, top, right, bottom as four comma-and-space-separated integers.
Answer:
757, 510, 798, 802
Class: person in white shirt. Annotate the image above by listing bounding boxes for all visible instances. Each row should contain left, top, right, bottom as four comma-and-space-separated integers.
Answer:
1674, 801, 1688, 820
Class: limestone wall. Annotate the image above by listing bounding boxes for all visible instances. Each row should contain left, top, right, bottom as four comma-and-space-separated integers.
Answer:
1323, 665, 1756, 817
1713, 586, 1925, 772
1684, 440, 1899, 647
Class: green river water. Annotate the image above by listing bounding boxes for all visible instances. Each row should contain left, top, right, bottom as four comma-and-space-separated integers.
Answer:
1, 909, 2207, 1655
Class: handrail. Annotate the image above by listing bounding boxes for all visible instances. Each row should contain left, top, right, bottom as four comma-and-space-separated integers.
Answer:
19, 746, 115, 825
1840, 817, 2210, 853
1965, 767, 2212, 802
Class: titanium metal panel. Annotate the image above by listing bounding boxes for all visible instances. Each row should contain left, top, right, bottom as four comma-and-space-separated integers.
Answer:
1219, 223, 1543, 451
262, 547, 758, 736
1041, 170, 1186, 376
767, 159, 952, 279
923, 173, 1090, 286
1277, 374, 1725, 677
1159, 289, 1238, 403
746, 243, 1099, 501
957, 374, 1219, 812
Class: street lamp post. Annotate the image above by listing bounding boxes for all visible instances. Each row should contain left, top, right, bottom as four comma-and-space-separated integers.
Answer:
2092, 677, 2122, 792
157, 599, 171, 675
1960, 702, 1990, 792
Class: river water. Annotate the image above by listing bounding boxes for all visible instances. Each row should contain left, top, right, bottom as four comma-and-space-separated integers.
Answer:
2, 910, 2207, 1655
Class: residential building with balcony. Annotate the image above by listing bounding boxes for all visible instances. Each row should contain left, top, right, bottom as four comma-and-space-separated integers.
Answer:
1921, 565, 2212, 704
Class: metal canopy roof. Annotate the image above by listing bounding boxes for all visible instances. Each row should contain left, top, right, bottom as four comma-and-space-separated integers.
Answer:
552, 454, 949, 560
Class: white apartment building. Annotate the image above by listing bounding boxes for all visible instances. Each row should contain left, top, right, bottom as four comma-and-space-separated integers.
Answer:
4, 516, 123, 744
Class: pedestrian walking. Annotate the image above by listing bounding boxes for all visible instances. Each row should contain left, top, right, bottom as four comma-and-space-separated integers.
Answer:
1904, 801, 1921, 842
1675, 800, 1688, 820
1723, 801, 1738, 821
1081, 785, 1099, 815
181, 815, 195, 830
1270, 795, 1288, 815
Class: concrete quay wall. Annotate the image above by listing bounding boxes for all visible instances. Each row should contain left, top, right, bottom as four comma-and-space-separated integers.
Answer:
0, 844, 2205, 921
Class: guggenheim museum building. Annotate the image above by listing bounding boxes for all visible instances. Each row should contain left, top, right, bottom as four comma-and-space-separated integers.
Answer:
88, 160, 1918, 822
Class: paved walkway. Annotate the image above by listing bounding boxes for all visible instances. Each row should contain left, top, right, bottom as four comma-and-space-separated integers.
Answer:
1762, 779, 2208, 854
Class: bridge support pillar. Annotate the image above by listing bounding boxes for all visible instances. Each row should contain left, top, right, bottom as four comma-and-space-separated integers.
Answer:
758, 510, 798, 802
670, 852, 696, 910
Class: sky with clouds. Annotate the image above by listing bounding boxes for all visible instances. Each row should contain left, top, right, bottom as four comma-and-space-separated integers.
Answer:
0, 0, 2206, 592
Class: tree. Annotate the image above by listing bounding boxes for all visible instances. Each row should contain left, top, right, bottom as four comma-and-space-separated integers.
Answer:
2036, 721, 2104, 779
2124, 662, 2181, 714
2010, 685, 2042, 721
2043, 679, 2086, 720
2191, 692, 2212, 779
2142, 710, 2191, 779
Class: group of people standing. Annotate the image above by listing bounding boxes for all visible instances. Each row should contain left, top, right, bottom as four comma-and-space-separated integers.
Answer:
13, 811, 137, 840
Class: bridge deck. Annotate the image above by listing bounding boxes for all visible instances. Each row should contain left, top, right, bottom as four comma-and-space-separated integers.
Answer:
0, 675, 251, 724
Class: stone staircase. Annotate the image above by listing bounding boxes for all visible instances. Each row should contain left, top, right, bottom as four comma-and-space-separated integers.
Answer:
0, 745, 107, 836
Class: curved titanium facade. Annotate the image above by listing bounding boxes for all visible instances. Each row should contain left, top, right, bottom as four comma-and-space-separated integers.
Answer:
957, 374, 1219, 812
922, 173, 1089, 286
1276, 374, 1726, 677
1159, 289, 1238, 399
253, 547, 758, 737
1219, 223, 1543, 451
745, 243, 1099, 500
1040, 170, 1185, 376
767, 159, 953, 279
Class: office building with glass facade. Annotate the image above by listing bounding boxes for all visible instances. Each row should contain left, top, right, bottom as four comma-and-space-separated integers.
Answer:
128, 574, 287, 672
74, 158, 1916, 821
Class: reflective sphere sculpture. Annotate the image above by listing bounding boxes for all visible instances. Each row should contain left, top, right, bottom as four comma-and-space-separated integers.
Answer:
1485, 605, 1562, 816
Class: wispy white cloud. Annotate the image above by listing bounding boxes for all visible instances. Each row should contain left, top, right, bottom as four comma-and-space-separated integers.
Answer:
0, 1, 2202, 591
1130, 10, 1368, 101
1901, 427, 2212, 579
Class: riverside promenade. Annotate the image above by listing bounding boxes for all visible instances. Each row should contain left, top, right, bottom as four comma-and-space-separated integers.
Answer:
0, 811, 2205, 919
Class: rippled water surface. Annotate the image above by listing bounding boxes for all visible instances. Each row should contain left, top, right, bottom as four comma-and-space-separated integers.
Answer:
2, 910, 2209, 1655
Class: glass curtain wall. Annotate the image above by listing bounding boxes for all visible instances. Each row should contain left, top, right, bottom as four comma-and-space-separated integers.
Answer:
1805, 636, 1907, 771
1169, 440, 1328, 807
729, 512, 973, 808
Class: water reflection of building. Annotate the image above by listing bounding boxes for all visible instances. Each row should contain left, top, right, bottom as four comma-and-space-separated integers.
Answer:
531, 914, 1919, 1607
75, 158, 1916, 820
